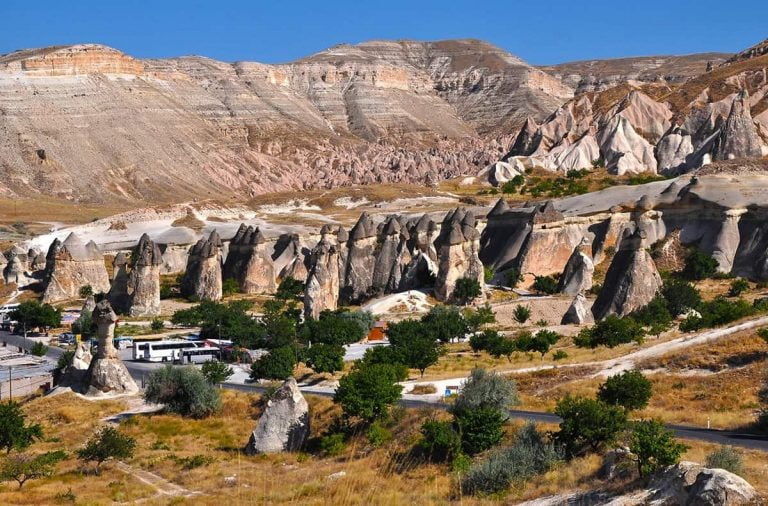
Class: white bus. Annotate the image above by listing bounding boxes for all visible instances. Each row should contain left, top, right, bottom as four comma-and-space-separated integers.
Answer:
133, 340, 219, 363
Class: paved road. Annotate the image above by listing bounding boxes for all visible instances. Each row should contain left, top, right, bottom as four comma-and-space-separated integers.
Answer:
5, 331, 768, 453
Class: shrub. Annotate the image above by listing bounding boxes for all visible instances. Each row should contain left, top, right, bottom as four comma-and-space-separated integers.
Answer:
200, 360, 234, 384
683, 250, 719, 280
728, 278, 749, 297
275, 276, 304, 301
79, 285, 93, 298
222, 278, 240, 296
0, 451, 67, 489
661, 279, 702, 316
250, 346, 297, 381
175, 454, 215, 470
758, 327, 768, 345
574, 315, 644, 348
452, 368, 519, 414
334, 363, 403, 422
705, 446, 743, 476
453, 277, 482, 305
598, 370, 652, 412
484, 266, 494, 283
463, 304, 496, 332
454, 406, 506, 455
319, 433, 346, 456
513, 305, 531, 324
30, 341, 48, 357
532, 275, 558, 295
417, 419, 462, 462
462, 423, 562, 495
631, 296, 672, 328
554, 396, 627, 457
150, 318, 165, 331
365, 421, 392, 448
506, 269, 521, 288
630, 419, 688, 477
77, 427, 136, 474
144, 365, 221, 418
305, 343, 344, 374
553, 350, 568, 361
0, 401, 44, 453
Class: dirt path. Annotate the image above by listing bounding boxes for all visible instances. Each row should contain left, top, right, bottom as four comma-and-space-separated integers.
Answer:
114, 461, 200, 500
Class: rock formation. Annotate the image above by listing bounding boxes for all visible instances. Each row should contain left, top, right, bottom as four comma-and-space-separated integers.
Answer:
84, 300, 139, 395
434, 208, 484, 302
401, 215, 439, 289
3, 245, 28, 285
304, 226, 341, 319
125, 234, 163, 316
558, 237, 594, 296
341, 213, 378, 304
272, 233, 308, 282
712, 90, 764, 161
181, 230, 223, 301
562, 293, 594, 325
223, 224, 276, 294
107, 252, 130, 312
371, 216, 412, 294
42, 233, 110, 302
592, 229, 662, 320
245, 378, 309, 454
645, 462, 757, 506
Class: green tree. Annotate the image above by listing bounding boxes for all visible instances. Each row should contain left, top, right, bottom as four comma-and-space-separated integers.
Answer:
574, 315, 644, 348
0, 450, 66, 489
515, 330, 560, 358
144, 366, 221, 418
454, 406, 506, 455
417, 418, 462, 462
533, 275, 558, 294
77, 426, 136, 474
358, 346, 408, 382
506, 268, 521, 288
629, 419, 688, 477
334, 363, 403, 422
632, 296, 673, 328
30, 341, 48, 357
484, 266, 494, 283
422, 305, 468, 343
0, 402, 43, 454
387, 319, 443, 376
453, 277, 482, 305
301, 310, 368, 346
10, 301, 62, 336
469, 329, 494, 353
171, 300, 266, 348
221, 278, 240, 296
200, 360, 234, 384
250, 346, 297, 380
598, 370, 653, 412
275, 276, 304, 301
661, 279, 702, 317
683, 250, 719, 280
554, 396, 627, 457
728, 278, 750, 297
305, 343, 344, 374
513, 305, 532, 324
463, 304, 496, 332
486, 333, 517, 362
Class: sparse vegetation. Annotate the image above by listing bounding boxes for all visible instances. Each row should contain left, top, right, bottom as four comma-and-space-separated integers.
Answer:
77, 427, 136, 474
144, 365, 221, 418
532, 275, 558, 294
705, 446, 744, 476
513, 305, 532, 324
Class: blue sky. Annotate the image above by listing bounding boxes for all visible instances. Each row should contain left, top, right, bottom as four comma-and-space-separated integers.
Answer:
1, 0, 765, 65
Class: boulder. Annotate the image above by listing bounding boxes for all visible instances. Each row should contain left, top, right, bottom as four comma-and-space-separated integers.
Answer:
181, 230, 223, 301
592, 228, 662, 320
561, 293, 594, 325
42, 233, 110, 302
648, 462, 758, 506
245, 378, 309, 454
304, 227, 341, 319
558, 237, 594, 296
85, 300, 139, 395
434, 208, 484, 302
223, 224, 276, 294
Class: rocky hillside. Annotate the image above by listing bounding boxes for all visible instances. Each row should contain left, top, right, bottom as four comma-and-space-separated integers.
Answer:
0, 40, 571, 204
540, 52, 730, 94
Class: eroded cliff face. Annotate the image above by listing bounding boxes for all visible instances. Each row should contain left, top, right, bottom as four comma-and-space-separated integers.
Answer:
0, 40, 570, 203
42, 233, 110, 303
181, 231, 223, 301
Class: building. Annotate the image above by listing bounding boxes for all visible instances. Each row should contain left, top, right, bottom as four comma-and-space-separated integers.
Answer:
0, 347, 54, 400
366, 321, 388, 341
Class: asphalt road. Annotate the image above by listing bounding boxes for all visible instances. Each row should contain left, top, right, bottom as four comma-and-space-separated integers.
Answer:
4, 331, 768, 452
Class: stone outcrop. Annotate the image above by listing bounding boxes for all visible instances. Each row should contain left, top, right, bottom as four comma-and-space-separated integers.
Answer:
245, 378, 309, 454
341, 213, 378, 304
434, 208, 484, 302
223, 224, 276, 294
646, 462, 758, 506
107, 252, 130, 312
372, 216, 412, 294
84, 300, 139, 396
303, 226, 340, 319
561, 293, 594, 325
712, 90, 763, 161
592, 229, 662, 320
272, 233, 308, 282
42, 233, 110, 302
557, 237, 594, 296
181, 231, 223, 301
3, 245, 28, 285
401, 215, 439, 289
125, 234, 163, 316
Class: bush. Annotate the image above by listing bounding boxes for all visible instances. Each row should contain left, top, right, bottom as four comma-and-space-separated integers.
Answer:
705, 446, 743, 476
275, 276, 304, 301
365, 421, 392, 448
506, 268, 521, 289
318, 433, 346, 456
484, 266, 494, 283
630, 419, 688, 477
30, 341, 48, 356
358, 346, 408, 381
452, 368, 519, 414
513, 305, 531, 324
453, 277, 482, 305
150, 318, 165, 331
250, 346, 297, 381
77, 426, 136, 474
144, 365, 221, 418
200, 360, 233, 384
0, 402, 43, 453
729, 278, 749, 297
417, 419, 462, 462
463, 304, 496, 332
554, 396, 627, 457
79, 285, 93, 298
661, 279, 702, 317
598, 370, 652, 412
454, 406, 506, 455
334, 363, 403, 422
574, 315, 644, 348
532, 275, 558, 295
175, 454, 215, 470
305, 343, 344, 374
462, 423, 562, 495
683, 250, 719, 280
695, 297, 755, 328
631, 296, 672, 328
552, 350, 568, 361
222, 278, 240, 296
758, 327, 768, 345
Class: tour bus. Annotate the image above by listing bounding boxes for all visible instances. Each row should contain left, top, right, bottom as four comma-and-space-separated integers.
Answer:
133, 340, 219, 363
